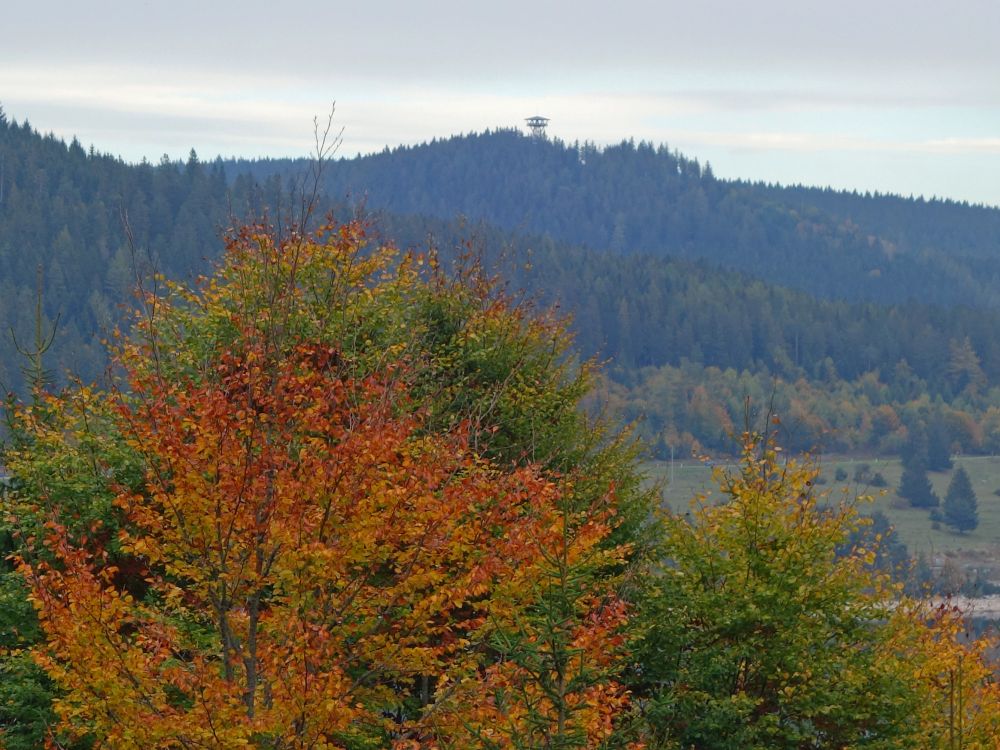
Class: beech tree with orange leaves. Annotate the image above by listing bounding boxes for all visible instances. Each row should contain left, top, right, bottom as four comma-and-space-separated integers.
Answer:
6, 221, 651, 749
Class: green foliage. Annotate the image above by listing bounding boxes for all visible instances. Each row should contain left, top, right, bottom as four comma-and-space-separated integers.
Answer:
632, 431, 920, 749
0, 570, 39, 650
899, 459, 940, 508
0, 652, 63, 750
943, 466, 979, 533
926, 416, 954, 471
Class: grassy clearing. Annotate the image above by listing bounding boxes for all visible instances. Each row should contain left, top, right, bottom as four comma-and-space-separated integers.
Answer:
643, 454, 1000, 559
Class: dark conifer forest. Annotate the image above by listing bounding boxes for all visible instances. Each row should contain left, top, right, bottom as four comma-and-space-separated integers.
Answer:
5, 114, 1000, 455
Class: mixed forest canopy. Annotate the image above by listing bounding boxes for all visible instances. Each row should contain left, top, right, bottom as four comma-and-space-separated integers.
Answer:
4, 111, 1000, 456
2, 214, 998, 749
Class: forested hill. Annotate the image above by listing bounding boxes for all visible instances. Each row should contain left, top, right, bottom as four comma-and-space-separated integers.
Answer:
377, 212, 1000, 385
0, 112, 233, 391
755, 182, 1000, 261
227, 129, 1000, 308
6, 110, 1000, 455
375, 213, 1000, 455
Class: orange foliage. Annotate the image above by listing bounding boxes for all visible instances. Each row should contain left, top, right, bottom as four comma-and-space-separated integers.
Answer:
16, 222, 634, 749
888, 600, 1000, 749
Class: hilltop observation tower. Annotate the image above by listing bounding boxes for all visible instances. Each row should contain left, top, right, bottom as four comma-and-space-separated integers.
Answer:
525, 116, 550, 139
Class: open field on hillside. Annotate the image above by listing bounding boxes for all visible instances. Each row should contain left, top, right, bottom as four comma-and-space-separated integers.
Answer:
644, 455, 1000, 561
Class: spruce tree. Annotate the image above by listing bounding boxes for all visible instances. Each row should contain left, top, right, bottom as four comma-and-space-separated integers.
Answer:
901, 424, 929, 468
926, 416, 953, 471
943, 466, 979, 533
898, 458, 939, 508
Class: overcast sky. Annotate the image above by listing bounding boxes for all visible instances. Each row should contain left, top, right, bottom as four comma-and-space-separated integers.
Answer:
3, 0, 999, 206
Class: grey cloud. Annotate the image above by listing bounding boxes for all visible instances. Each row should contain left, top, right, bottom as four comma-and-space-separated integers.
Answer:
4, 0, 999, 91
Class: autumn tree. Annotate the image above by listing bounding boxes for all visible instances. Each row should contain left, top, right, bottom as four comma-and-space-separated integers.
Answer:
629, 426, 1000, 749
885, 600, 1000, 747
631, 428, 922, 749
6, 221, 651, 749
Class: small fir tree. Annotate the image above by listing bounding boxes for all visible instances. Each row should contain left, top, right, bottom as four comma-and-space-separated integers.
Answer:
926, 416, 954, 471
901, 424, 929, 469
943, 466, 979, 533
898, 458, 939, 508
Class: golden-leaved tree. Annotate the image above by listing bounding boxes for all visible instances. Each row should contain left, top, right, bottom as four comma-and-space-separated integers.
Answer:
631, 427, 1000, 749
6, 221, 651, 749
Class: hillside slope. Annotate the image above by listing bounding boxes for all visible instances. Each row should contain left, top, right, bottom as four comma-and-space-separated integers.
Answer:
6, 114, 1000, 453
227, 129, 1000, 308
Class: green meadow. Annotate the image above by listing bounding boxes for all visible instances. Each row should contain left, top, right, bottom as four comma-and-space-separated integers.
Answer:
646, 455, 1000, 559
